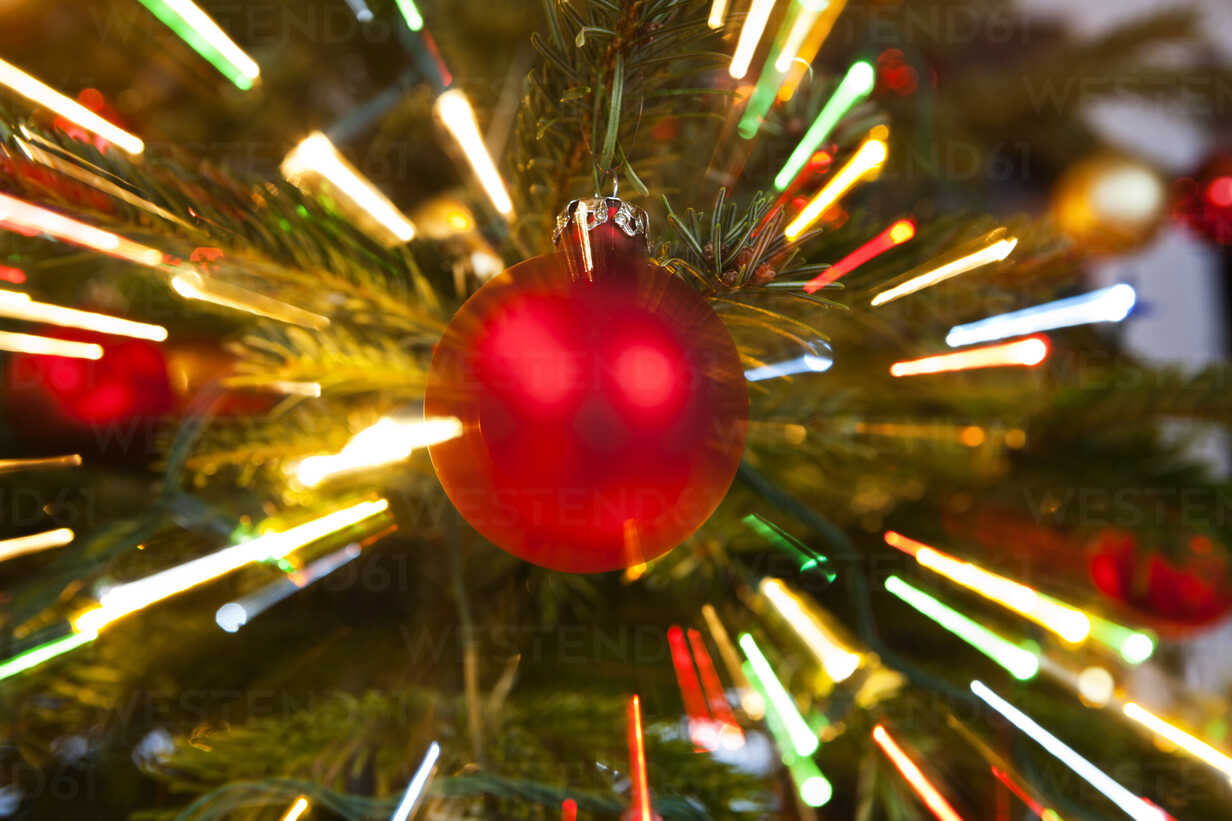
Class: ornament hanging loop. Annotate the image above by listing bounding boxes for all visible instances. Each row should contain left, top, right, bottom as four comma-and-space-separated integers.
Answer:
595, 166, 619, 199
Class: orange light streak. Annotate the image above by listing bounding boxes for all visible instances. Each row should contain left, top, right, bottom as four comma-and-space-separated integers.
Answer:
889, 336, 1049, 378
872, 725, 965, 821
627, 695, 652, 821
884, 531, 1089, 642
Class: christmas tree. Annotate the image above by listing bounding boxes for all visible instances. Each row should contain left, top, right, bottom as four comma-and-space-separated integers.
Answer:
1, 0, 1231, 819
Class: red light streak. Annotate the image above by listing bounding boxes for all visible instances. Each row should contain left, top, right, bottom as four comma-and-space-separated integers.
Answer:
873, 725, 965, 821
804, 219, 916, 293
991, 767, 1049, 818
0, 265, 25, 284
687, 628, 744, 748
561, 798, 578, 821
667, 626, 713, 750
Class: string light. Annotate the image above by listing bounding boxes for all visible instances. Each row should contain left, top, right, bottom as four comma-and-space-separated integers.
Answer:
291, 417, 462, 487
871, 236, 1018, 307
169, 271, 330, 329
134, 0, 260, 90
561, 798, 577, 821
701, 604, 764, 719
627, 695, 653, 821
889, 336, 1049, 378
390, 741, 441, 821
687, 628, 744, 749
784, 137, 888, 239
0, 265, 25, 284
743, 658, 833, 807
0, 631, 98, 682
216, 542, 363, 633
708, 0, 730, 28
760, 579, 860, 682
1076, 666, 1116, 708
75, 500, 389, 634
776, 0, 848, 102
343, 0, 375, 23
435, 90, 514, 216
738, 633, 818, 756
804, 219, 915, 292
884, 532, 1091, 643
1052, 603, 1155, 665
885, 576, 1039, 680
728, 0, 778, 79
279, 797, 310, 821
775, 0, 830, 72
0, 455, 81, 475
744, 350, 833, 381
667, 625, 716, 749
742, 514, 833, 577
1123, 702, 1232, 781
0, 192, 164, 267
773, 61, 877, 190
395, 0, 425, 30
0, 529, 74, 564
283, 133, 417, 243
971, 681, 1167, 821
872, 725, 965, 821
947, 284, 1136, 347
0, 289, 167, 341
0, 58, 144, 154
0, 331, 101, 360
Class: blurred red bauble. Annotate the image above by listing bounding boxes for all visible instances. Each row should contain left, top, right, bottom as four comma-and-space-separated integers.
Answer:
425, 198, 748, 573
1088, 529, 1232, 637
1173, 150, 1232, 246
5, 329, 173, 432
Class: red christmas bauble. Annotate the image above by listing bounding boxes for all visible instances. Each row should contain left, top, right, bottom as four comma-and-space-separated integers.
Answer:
425, 199, 748, 573
1088, 529, 1232, 636
5, 328, 173, 431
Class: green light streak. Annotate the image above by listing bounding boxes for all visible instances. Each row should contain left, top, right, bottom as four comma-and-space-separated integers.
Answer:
744, 661, 832, 806
0, 630, 96, 682
1083, 611, 1155, 664
885, 576, 1040, 680
743, 514, 834, 581
739, 634, 818, 756
135, 0, 255, 90
395, 0, 425, 30
772, 60, 876, 190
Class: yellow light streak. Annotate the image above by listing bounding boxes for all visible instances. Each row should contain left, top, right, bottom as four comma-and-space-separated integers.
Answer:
729, 0, 778, 79
291, 417, 462, 487
0, 58, 143, 154
1123, 702, 1232, 780
0, 331, 102, 359
0, 529, 74, 563
435, 90, 514, 216
283, 133, 416, 243
760, 578, 860, 681
884, 532, 1090, 643
0, 290, 166, 341
74, 499, 388, 633
871, 237, 1018, 307
784, 138, 887, 239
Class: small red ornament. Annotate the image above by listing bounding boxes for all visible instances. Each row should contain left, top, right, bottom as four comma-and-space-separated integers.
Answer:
1173, 149, 1232, 246
1088, 529, 1232, 637
425, 197, 748, 572
4, 328, 173, 433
